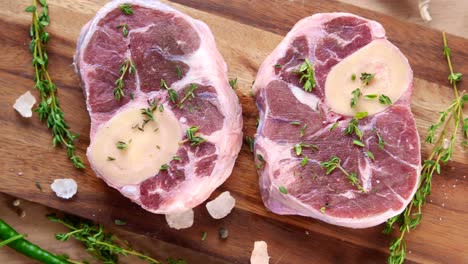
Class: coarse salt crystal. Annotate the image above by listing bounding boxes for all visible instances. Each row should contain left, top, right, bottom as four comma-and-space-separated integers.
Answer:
206, 191, 236, 219
250, 241, 270, 264
50, 179, 78, 199
165, 209, 194, 230
13, 91, 36, 118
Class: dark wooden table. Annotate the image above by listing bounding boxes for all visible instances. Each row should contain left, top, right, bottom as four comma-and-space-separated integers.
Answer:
1, 0, 467, 263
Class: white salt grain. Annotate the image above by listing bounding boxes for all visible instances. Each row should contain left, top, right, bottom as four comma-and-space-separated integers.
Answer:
51, 179, 77, 199
13, 91, 36, 118
165, 209, 194, 230
418, 0, 432, 22
206, 191, 236, 219
250, 241, 269, 264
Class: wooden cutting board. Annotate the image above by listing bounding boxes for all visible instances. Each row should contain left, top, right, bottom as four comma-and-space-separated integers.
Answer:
1, 0, 467, 263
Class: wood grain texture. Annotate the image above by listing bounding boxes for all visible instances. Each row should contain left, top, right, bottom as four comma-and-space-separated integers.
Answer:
0, 0, 467, 263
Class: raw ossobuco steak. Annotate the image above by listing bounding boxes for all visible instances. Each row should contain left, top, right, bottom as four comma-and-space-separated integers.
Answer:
75, 0, 242, 214
253, 13, 420, 228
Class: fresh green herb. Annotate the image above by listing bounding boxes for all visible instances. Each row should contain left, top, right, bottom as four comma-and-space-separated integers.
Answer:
330, 121, 339, 131
274, 63, 282, 68
298, 59, 316, 92
173, 156, 181, 161
176, 66, 182, 79
117, 23, 129, 37
300, 156, 309, 166
168, 89, 179, 103
0, 219, 70, 263
27, 0, 84, 169
353, 139, 365, 147
256, 154, 265, 169
119, 3, 133, 15
140, 99, 158, 122
114, 59, 135, 101
355, 111, 368, 120
279, 186, 288, 194
116, 140, 130, 150
294, 143, 303, 155
107, 156, 116, 161
229, 78, 237, 89
290, 121, 301, 125
300, 124, 308, 137
159, 104, 164, 112
184, 126, 206, 146
160, 79, 169, 90
25, 5, 36, 12
160, 164, 169, 171
320, 207, 326, 213
177, 83, 197, 108
201, 232, 207, 241
245, 136, 254, 153
47, 214, 165, 264
344, 118, 363, 139
364, 94, 378, 99
351, 73, 356, 81
376, 130, 385, 150
320, 156, 341, 175
366, 151, 375, 161
384, 32, 467, 264
114, 219, 126, 226
294, 142, 318, 156
350, 88, 362, 108
320, 156, 364, 192
347, 172, 365, 192
379, 94, 392, 105
0, 234, 26, 248
360, 72, 375, 85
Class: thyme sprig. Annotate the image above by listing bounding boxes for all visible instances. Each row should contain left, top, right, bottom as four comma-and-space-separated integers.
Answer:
177, 83, 197, 108
344, 118, 363, 139
141, 99, 158, 122
179, 126, 205, 146
26, 0, 84, 169
114, 59, 135, 101
384, 32, 466, 264
46, 214, 167, 264
320, 156, 365, 192
298, 59, 316, 92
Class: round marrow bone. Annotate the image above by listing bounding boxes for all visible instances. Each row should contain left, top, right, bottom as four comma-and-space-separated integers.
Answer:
325, 39, 412, 116
88, 106, 181, 186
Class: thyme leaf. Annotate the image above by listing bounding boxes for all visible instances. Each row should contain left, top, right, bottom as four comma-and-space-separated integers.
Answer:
378, 94, 392, 105
119, 3, 133, 15
360, 72, 375, 85
350, 88, 362, 108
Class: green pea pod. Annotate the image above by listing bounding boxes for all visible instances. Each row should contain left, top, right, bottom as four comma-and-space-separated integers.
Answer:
0, 219, 69, 264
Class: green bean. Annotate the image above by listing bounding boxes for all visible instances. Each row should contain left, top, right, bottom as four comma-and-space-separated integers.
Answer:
0, 219, 70, 264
